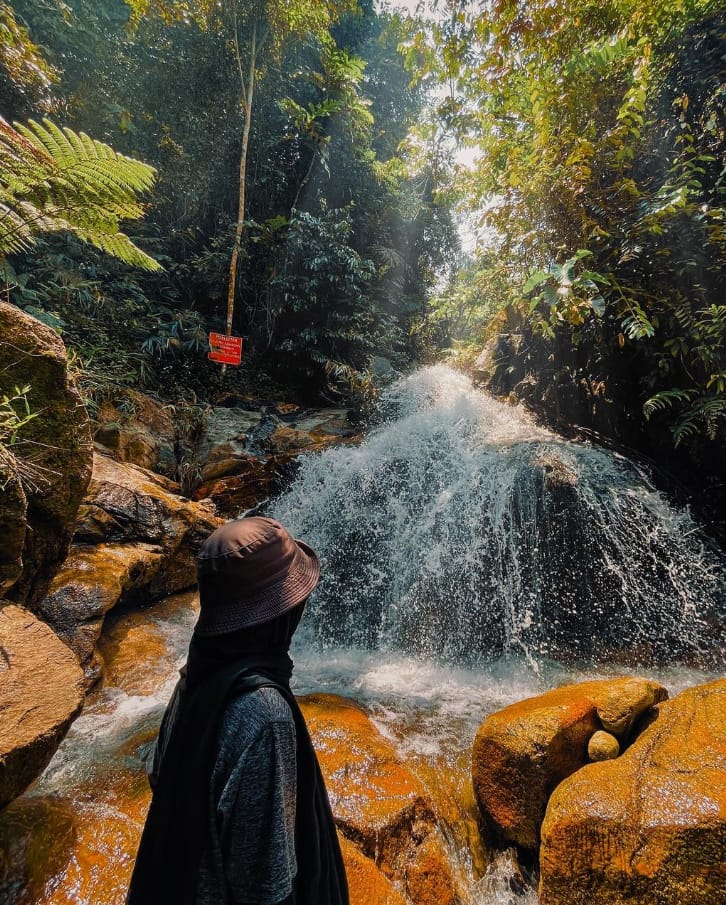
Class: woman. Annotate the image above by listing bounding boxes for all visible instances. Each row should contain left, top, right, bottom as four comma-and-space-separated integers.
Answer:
127, 517, 349, 905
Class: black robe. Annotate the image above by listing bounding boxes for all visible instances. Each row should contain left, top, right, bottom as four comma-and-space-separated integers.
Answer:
126, 647, 348, 905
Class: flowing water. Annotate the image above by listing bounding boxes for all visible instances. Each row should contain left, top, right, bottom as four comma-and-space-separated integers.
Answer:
272, 365, 726, 668
2, 365, 725, 905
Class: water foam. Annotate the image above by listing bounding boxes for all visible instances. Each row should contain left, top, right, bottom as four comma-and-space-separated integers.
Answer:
273, 365, 725, 667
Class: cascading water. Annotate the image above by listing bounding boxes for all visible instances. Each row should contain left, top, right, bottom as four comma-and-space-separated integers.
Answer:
273, 365, 726, 669
4, 366, 724, 905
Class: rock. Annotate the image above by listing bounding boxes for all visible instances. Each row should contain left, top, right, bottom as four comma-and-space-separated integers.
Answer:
0, 764, 151, 904
196, 405, 355, 484
268, 409, 356, 454
36, 452, 221, 683
340, 836, 408, 905
35, 543, 164, 682
301, 693, 459, 905
0, 452, 26, 596
93, 389, 178, 476
196, 407, 267, 482
192, 453, 289, 517
74, 451, 221, 592
98, 591, 198, 697
0, 603, 85, 809
471, 677, 668, 850
0, 301, 93, 604
540, 678, 726, 905
473, 333, 527, 394
587, 730, 619, 761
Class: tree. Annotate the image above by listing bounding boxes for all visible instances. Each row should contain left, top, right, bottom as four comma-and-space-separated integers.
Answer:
127, 0, 351, 339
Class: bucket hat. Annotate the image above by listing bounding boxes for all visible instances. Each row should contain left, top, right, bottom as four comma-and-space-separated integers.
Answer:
194, 517, 320, 636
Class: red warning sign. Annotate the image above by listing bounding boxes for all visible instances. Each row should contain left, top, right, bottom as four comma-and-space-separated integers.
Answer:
208, 332, 243, 366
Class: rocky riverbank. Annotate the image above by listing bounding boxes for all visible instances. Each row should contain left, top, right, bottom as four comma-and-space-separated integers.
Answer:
1, 305, 724, 905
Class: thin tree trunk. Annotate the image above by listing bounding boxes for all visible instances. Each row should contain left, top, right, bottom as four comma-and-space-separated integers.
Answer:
225, 23, 257, 340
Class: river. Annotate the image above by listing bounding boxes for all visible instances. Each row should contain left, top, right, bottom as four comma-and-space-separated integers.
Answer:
2, 366, 724, 904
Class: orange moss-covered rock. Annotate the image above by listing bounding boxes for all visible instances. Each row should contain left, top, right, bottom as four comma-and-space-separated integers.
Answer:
35, 542, 164, 684
539, 678, 726, 905
301, 693, 459, 905
98, 591, 197, 696
37, 453, 220, 684
0, 758, 152, 905
340, 836, 408, 905
74, 452, 220, 578
472, 678, 667, 850
0, 603, 85, 809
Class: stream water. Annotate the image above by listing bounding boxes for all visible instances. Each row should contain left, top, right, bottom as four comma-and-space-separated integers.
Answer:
2, 366, 724, 905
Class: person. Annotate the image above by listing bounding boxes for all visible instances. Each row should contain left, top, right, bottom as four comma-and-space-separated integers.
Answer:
126, 517, 349, 905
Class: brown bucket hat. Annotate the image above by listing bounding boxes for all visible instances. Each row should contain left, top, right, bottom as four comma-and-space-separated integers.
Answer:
194, 517, 320, 636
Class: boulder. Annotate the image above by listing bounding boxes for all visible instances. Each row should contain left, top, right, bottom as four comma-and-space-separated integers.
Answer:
0, 452, 26, 596
93, 388, 178, 476
0, 301, 93, 604
73, 451, 221, 589
192, 453, 289, 517
195, 407, 267, 482
196, 405, 355, 484
35, 543, 164, 683
36, 452, 221, 683
98, 591, 198, 697
539, 678, 726, 905
265, 409, 355, 455
471, 678, 668, 850
340, 836, 408, 905
0, 603, 84, 809
301, 693, 459, 905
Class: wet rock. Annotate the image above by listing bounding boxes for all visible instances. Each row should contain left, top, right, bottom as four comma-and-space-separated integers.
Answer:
196, 407, 267, 482
540, 678, 726, 905
340, 836, 408, 905
301, 693, 459, 905
0, 769, 151, 905
74, 451, 221, 592
0, 603, 84, 809
473, 333, 527, 395
0, 796, 78, 902
37, 453, 220, 683
266, 409, 355, 455
36, 543, 164, 682
587, 730, 619, 761
192, 454, 288, 517
0, 301, 93, 605
196, 405, 355, 484
98, 591, 198, 696
471, 677, 668, 850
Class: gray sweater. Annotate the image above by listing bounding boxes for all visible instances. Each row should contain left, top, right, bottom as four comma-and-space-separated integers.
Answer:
152, 685, 298, 905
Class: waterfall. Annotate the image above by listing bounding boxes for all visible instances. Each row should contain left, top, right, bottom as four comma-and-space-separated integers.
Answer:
272, 365, 726, 668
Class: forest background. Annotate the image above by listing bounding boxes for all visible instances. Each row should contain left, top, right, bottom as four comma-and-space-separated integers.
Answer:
1, 0, 725, 514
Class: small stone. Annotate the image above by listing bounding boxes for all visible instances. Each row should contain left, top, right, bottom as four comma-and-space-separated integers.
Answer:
588, 731, 620, 761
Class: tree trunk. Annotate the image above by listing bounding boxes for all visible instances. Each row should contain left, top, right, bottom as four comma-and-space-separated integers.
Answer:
225, 23, 257, 341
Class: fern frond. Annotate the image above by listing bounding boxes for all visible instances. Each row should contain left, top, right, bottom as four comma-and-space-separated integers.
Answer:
643, 388, 694, 419
0, 115, 161, 271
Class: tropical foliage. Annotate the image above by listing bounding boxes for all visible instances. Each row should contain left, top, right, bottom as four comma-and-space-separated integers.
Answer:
0, 116, 159, 269
5, 0, 456, 398
429, 0, 726, 447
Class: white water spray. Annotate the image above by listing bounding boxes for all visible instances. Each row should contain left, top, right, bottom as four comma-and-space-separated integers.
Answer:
273, 366, 726, 667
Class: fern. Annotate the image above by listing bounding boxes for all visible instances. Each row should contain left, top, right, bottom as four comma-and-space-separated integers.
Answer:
0, 116, 160, 271
643, 388, 694, 418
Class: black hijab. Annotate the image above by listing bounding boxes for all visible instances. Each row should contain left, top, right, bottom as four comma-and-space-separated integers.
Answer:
126, 607, 348, 905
